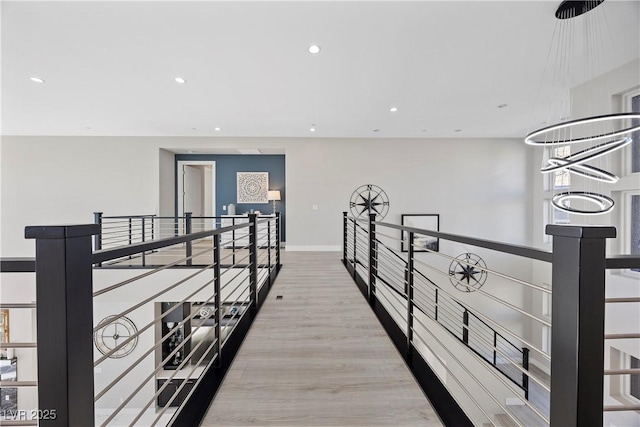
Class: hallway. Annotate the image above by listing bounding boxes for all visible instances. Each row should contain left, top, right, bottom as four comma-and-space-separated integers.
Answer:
201, 252, 443, 426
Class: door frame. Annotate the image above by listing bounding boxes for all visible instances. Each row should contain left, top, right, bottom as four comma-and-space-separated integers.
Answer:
176, 160, 216, 218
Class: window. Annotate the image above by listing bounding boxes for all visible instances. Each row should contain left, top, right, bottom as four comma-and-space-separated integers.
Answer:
630, 92, 640, 173
632, 356, 640, 400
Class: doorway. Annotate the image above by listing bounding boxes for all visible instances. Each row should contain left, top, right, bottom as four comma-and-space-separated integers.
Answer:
176, 161, 216, 230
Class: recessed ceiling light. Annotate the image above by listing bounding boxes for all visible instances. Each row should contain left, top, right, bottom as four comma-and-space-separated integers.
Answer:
454, 129, 462, 132
192, 127, 197, 130
30, 76, 45, 83
214, 127, 221, 131
175, 77, 187, 84
373, 129, 381, 133
498, 104, 508, 108
308, 45, 321, 54
390, 107, 398, 112
309, 127, 316, 132
85, 126, 92, 130
421, 129, 428, 132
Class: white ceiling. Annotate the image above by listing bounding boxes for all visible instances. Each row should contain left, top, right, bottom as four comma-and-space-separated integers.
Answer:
2, 0, 639, 139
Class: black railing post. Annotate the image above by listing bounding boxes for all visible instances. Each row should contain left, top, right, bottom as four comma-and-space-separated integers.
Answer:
462, 309, 469, 344
213, 233, 222, 368
267, 218, 272, 283
342, 212, 348, 262
185, 212, 192, 266
546, 225, 615, 427
434, 288, 439, 321
406, 231, 415, 357
368, 213, 377, 307
275, 212, 281, 269
522, 347, 530, 400
25, 224, 99, 426
93, 212, 102, 252
151, 215, 156, 241
493, 332, 497, 366
141, 217, 146, 266
249, 213, 258, 310
93, 212, 103, 267
352, 219, 357, 276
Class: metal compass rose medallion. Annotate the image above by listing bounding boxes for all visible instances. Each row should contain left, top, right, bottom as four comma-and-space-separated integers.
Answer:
449, 253, 488, 292
349, 184, 390, 220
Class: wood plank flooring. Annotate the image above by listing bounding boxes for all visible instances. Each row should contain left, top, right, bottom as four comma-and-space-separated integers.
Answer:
201, 252, 443, 426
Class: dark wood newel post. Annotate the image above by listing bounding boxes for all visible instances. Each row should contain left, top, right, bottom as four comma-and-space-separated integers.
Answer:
25, 224, 99, 426
546, 225, 615, 427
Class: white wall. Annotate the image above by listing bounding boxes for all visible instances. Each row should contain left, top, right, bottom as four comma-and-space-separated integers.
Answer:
1, 136, 532, 257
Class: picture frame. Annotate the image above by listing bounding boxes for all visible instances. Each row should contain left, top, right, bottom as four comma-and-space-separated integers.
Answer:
237, 172, 269, 203
401, 214, 440, 252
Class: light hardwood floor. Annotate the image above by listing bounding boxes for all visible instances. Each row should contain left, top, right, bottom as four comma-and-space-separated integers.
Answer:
200, 251, 443, 426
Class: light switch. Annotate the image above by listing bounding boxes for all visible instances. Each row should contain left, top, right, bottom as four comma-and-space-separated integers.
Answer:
312, 204, 319, 210
222, 205, 227, 211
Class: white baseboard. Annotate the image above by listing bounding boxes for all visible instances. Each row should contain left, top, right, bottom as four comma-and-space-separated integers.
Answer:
285, 245, 341, 252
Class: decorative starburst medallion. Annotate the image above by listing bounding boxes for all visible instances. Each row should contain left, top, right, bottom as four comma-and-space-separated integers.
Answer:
349, 184, 390, 220
449, 253, 488, 292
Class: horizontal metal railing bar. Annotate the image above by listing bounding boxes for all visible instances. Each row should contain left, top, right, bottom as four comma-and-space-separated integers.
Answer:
374, 220, 553, 263
373, 249, 407, 271
0, 343, 36, 348
93, 223, 250, 264
0, 381, 37, 387
373, 253, 407, 279
101, 215, 156, 219
410, 315, 529, 427
150, 337, 221, 426
410, 331, 496, 426
604, 369, 640, 375
413, 258, 552, 327
220, 253, 252, 276
605, 333, 640, 339
410, 293, 539, 391
0, 303, 36, 309
375, 230, 405, 243
605, 297, 640, 303
103, 318, 219, 427
413, 246, 552, 294
407, 264, 550, 360
93, 246, 214, 297
94, 288, 219, 402
101, 229, 145, 237
603, 405, 640, 412
95, 294, 219, 400
605, 255, 640, 269
93, 260, 215, 340
0, 257, 36, 272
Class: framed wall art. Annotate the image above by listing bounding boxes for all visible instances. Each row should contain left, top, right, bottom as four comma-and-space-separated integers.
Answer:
237, 172, 269, 203
401, 214, 439, 252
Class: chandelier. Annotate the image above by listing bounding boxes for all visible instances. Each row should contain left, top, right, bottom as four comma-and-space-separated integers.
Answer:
525, 0, 640, 215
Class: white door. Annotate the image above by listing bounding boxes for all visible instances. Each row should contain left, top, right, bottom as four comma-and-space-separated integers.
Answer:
183, 165, 203, 216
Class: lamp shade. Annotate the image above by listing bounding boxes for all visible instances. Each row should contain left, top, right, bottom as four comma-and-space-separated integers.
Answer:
267, 190, 281, 201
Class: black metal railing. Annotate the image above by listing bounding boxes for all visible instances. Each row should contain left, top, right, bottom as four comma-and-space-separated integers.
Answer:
0, 259, 38, 426
367, 234, 530, 396
22, 212, 281, 426
342, 212, 640, 427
